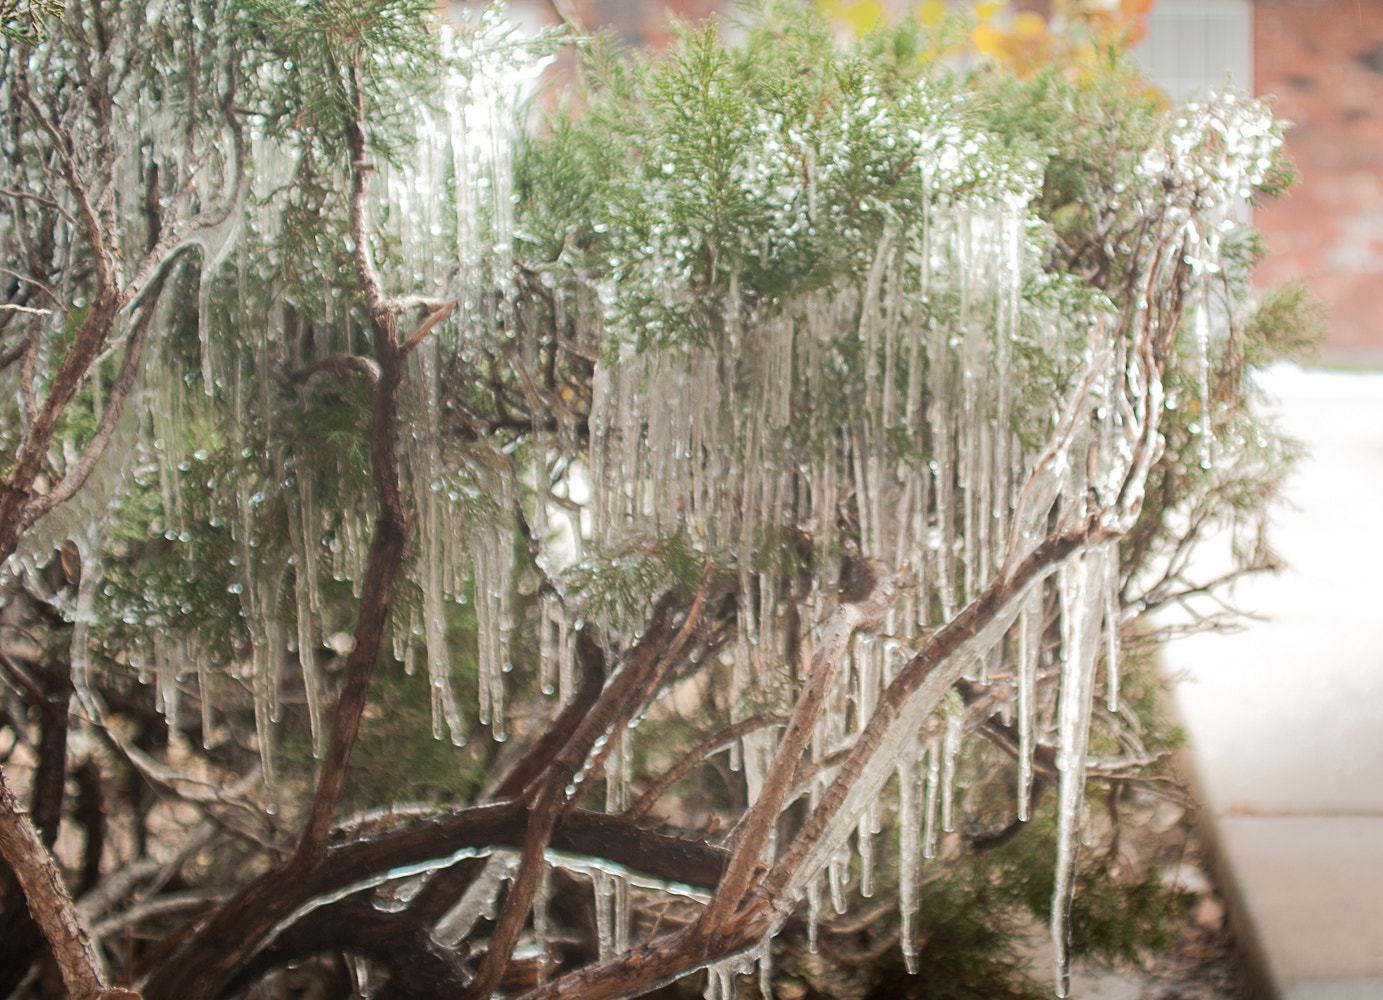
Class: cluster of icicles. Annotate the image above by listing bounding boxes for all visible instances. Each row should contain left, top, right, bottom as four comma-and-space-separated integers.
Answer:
2, 8, 1283, 996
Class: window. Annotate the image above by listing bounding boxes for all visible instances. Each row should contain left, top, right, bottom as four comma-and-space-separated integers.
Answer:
1133, 0, 1254, 103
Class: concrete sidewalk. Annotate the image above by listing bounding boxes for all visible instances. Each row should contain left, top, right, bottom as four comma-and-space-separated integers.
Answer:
1163, 363, 1383, 1000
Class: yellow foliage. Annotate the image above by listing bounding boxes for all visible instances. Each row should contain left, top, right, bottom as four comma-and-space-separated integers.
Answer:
1013, 11, 1045, 37
919, 0, 946, 27
971, 21, 1002, 55
845, 0, 885, 35
818, 0, 885, 35
815, 0, 1151, 78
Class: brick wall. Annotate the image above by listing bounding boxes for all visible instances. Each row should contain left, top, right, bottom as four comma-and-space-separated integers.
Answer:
1254, 0, 1383, 351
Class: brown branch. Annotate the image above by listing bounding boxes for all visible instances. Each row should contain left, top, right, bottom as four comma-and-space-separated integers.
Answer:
491, 628, 607, 800
141, 70, 413, 1000
562, 563, 721, 820
226, 892, 465, 998
698, 562, 897, 931
399, 300, 457, 358
21, 255, 180, 533
760, 516, 1116, 905
0, 770, 128, 1000
286, 352, 381, 388
461, 596, 690, 1000
296, 76, 410, 863
0, 652, 72, 996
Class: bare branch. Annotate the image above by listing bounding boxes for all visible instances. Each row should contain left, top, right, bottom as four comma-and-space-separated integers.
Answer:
0, 770, 120, 1000
699, 564, 897, 929
400, 300, 457, 358
287, 352, 382, 388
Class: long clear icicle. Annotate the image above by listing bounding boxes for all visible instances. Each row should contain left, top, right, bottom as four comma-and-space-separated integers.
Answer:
940, 699, 963, 833
897, 748, 921, 974
290, 494, 326, 756
1051, 542, 1113, 997
1104, 552, 1121, 713
593, 869, 615, 961
922, 737, 940, 860
1017, 587, 1042, 822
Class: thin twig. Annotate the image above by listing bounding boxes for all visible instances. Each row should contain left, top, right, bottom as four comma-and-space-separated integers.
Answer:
399, 300, 457, 358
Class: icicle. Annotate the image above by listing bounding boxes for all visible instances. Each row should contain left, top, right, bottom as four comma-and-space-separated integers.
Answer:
198, 632, 215, 748
1193, 274, 1214, 471
828, 843, 850, 914
194, 208, 243, 396
1017, 587, 1041, 822
291, 494, 326, 756
534, 858, 552, 984
1104, 552, 1121, 713
593, 869, 615, 960
806, 872, 822, 954
897, 751, 920, 974
539, 591, 558, 696
857, 811, 874, 899
614, 870, 631, 955
435, 851, 519, 946
1050, 543, 1111, 998
68, 539, 102, 720
154, 635, 179, 735
425, 564, 464, 745
251, 632, 275, 793
703, 961, 733, 1000
558, 612, 575, 704
940, 698, 963, 833
922, 737, 940, 860
928, 299, 956, 621
600, 730, 633, 957
265, 612, 284, 726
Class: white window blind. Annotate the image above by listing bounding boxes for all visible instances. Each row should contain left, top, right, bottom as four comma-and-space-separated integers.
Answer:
1132, 0, 1254, 103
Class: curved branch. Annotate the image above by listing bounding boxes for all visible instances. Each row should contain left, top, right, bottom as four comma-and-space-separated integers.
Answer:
0, 770, 120, 1000
286, 352, 381, 388
400, 300, 457, 358
698, 563, 897, 930
21, 253, 182, 532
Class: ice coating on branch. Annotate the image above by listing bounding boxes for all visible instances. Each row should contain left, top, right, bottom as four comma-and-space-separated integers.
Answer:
776, 572, 1047, 912
434, 851, 520, 946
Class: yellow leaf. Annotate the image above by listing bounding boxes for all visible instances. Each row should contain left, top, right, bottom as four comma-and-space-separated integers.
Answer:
845, 0, 885, 34
972, 21, 1003, 55
975, 1, 1005, 21
1013, 10, 1046, 37
919, 0, 946, 26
